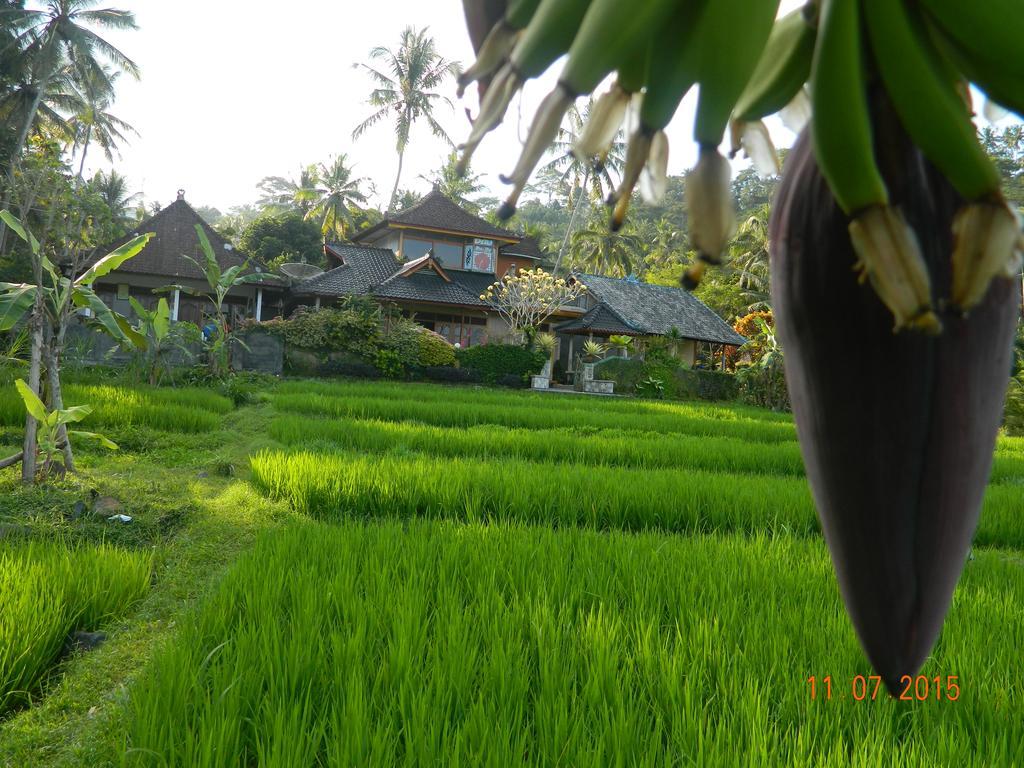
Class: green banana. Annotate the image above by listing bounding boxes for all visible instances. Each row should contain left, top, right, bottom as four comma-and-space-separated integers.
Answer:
558, 0, 676, 97
812, 0, 940, 333
919, 0, 1024, 82
863, 0, 1001, 203
457, 0, 593, 176
926, 20, 1024, 120
509, 0, 593, 79
606, 0, 707, 229
811, 0, 887, 216
457, 0, 543, 97
638, 0, 709, 134
733, 4, 817, 123
692, 0, 781, 148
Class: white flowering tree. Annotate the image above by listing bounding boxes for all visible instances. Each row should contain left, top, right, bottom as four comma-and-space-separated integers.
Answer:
480, 268, 585, 344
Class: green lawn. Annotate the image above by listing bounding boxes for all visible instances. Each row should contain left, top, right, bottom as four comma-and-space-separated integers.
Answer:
1, 376, 1022, 766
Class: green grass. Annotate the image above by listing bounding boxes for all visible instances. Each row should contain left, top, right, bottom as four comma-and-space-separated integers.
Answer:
0, 383, 229, 435
250, 447, 819, 536
268, 413, 1024, 484
272, 377, 798, 424
1, 540, 151, 716
249, 448, 1024, 548
123, 519, 1024, 767
269, 413, 809, 476
270, 391, 798, 443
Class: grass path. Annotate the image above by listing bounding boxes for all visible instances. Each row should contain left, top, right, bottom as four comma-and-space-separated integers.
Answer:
0, 406, 290, 767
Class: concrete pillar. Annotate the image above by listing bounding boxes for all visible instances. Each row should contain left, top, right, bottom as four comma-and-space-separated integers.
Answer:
171, 288, 180, 322
255, 287, 263, 322
314, 297, 321, 310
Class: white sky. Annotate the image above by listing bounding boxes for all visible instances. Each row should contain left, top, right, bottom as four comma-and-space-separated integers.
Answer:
78, 0, 1010, 215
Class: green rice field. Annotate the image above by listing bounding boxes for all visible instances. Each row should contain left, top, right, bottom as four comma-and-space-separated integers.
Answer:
2, 375, 1023, 765
1, 540, 151, 715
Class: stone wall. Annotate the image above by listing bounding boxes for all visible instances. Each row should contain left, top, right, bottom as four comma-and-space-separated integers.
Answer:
232, 329, 283, 375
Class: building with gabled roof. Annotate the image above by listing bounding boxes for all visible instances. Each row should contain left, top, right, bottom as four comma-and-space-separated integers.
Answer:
87, 190, 284, 327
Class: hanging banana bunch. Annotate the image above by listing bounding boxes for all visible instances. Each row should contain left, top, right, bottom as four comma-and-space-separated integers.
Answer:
461, 0, 1024, 696
459, 0, 1022, 324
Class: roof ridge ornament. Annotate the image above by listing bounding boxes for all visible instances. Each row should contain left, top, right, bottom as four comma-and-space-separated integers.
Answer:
176, 189, 185, 201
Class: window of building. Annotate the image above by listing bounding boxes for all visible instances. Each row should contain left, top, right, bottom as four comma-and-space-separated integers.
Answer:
463, 239, 495, 273
402, 236, 472, 271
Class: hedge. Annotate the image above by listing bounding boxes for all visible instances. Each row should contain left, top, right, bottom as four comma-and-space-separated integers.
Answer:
596, 357, 738, 401
456, 344, 547, 385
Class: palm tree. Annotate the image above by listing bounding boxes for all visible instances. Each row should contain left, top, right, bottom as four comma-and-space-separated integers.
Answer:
307, 154, 370, 240
569, 215, 644, 277
256, 164, 319, 216
66, 65, 134, 178
730, 204, 772, 312
352, 27, 460, 212
1, 0, 138, 169
422, 151, 484, 211
89, 168, 137, 229
540, 100, 626, 204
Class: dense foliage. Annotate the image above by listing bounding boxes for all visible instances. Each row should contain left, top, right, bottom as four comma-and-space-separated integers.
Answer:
596, 357, 738, 402
456, 343, 547, 386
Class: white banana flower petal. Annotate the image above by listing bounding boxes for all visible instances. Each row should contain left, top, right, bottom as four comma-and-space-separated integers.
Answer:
685, 148, 736, 264
741, 121, 781, 178
951, 201, 1021, 310
982, 96, 1011, 125
639, 131, 669, 204
574, 82, 629, 161
779, 87, 812, 134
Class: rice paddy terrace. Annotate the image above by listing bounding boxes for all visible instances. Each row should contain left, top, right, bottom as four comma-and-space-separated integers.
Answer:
2, 377, 1023, 765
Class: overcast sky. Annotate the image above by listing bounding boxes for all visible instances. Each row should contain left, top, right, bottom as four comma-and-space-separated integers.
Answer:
79, 0, 1008, 216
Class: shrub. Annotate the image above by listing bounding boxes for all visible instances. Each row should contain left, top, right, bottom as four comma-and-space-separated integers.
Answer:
380, 317, 422, 369
1004, 377, 1024, 436
417, 329, 457, 367
596, 357, 739, 401
456, 344, 547, 385
319, 353, 380, 379
674, 368, 740, 401
260, 300, 380, 358
418, 366, 478, 384
374, 349, 405, 379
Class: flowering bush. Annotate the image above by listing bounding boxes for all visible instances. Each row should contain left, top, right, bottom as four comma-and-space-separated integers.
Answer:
481, 268, 584, 343
417, 329, 456, 367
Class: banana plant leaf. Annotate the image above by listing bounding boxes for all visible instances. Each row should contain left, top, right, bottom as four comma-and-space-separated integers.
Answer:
72, 286, 147, 350
76, 233, 153, 286
0, 210, 39, 254
68, 430, 118, 450
14, 378, 47, 422
0, 283, 36, 331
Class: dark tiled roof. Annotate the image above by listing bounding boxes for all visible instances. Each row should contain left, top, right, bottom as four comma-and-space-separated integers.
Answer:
500, 235, 544, 260
573, 274, 746, 346
374, 266, 491, 308
295, 244, 400, 296
354, 190, 517, 242
89, 198, 278, 283
555, 304, 638, 335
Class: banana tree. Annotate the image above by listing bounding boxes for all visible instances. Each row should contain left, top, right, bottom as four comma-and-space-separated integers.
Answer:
161, 224, 268, 378
129, 296, 172, 385
0, 210, 150, 478
10, 378, 117, 478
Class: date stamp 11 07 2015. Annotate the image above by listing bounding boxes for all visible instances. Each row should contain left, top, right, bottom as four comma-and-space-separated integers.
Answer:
807, 675, 960, 702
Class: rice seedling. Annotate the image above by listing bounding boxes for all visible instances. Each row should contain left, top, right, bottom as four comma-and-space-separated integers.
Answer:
0, 383, 226, 436
0, 540, 151, 715
250, 448, 819, 536
269, 413, 1024, 486
273, 377, 797, 424
123, 520, 1024, 767
270, 392, 797, 443
251, 445, 1024, 548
